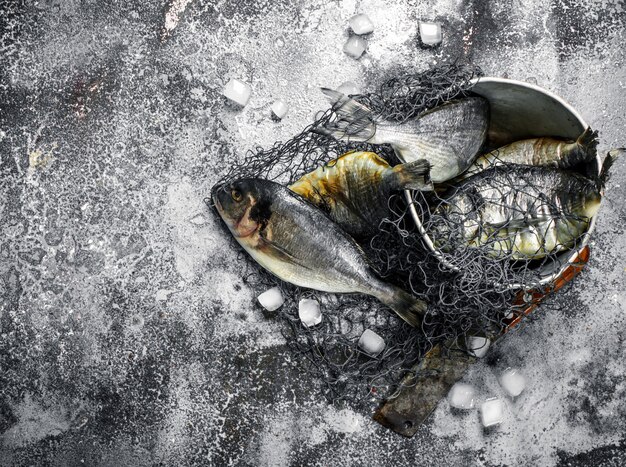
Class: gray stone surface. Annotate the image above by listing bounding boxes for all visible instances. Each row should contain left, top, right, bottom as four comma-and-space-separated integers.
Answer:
1, 0, 625, 465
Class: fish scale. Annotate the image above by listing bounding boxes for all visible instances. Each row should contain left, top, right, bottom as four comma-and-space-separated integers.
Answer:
316, 91, 489, 183
462, 127, 599, 179
212, 178, 427, 327
432, 163, 605, 260
289, 151, 431, 238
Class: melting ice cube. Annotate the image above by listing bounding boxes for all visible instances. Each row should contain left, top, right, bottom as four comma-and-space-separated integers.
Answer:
499, 368, 527, 397
358, 329, 385, 357
349, 14, 374, 35
298, 298, 322, 327
223, 78, 251, 107
419, 22, 442, 46
257, 287, 284, 311
337, 81, 360, 96
448, 383, 476, 410
467, 336, 490, 358
480, 398, 504, 427
343, 36, 367, 59
271, 100, 289, 119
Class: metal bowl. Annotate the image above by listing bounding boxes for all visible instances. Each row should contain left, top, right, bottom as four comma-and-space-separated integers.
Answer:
406, 77, 601, 288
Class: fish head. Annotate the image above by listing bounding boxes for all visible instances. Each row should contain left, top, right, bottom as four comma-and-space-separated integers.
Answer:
211, 179, 272, 238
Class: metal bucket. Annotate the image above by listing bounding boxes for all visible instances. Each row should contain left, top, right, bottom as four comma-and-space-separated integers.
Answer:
406, 77, 601, 288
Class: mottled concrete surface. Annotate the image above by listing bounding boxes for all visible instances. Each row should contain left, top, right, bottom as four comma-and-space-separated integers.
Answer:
1, 0, 625, 466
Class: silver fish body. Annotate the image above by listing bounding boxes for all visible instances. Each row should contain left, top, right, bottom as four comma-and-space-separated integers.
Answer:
431, 162, 609, 260
462, 127, 599, 179
316, 91, 489, 183
212, 178, 426, 326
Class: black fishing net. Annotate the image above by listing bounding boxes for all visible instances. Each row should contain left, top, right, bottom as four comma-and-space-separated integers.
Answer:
211, 63, 593, 405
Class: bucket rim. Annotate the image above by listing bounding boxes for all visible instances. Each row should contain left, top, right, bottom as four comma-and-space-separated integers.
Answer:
404, 76, 598, 290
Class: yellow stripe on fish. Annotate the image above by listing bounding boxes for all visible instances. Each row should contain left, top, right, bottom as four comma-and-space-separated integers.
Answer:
289, 151, 431, 239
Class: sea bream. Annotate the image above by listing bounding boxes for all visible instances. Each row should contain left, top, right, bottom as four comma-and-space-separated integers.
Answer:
430, 150, 619, 260
462, 127, 599, 178
314, 90, 489, 183
289, 151, 432, 239
212, 178, 427, 327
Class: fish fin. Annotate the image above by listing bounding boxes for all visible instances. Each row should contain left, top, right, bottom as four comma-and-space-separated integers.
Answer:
556, 127, 599, 168
376, 285, 426, 327
258, 232, 311, 270
390, 159, 433, 191
598, 148, 623, 190
313, 88, 376, 142
575, 127, 599, 156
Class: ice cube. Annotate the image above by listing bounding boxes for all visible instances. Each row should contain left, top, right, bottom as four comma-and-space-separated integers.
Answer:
270, 100, 288, 119
298, 298, 322, 327
337, 81, 360, 96
349, 14, 374, 35
467, 336, 490, 358
223, 78, 251, 107
343, 36, 367, 59
419, 22, 442, 46
480, 398, 504, 427
448, 383, 476, 410
358, 329, 385, 356
499, 368, 527, 397
257, 287, 284, 311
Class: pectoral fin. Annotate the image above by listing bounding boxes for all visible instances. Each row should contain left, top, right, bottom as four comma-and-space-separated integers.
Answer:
257, 231, 310, 270
389, 159, 433, 191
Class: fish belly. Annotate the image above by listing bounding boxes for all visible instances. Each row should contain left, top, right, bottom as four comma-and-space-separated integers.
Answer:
435, 166, 598, 259
242, 240, 362, 293
239, 190, 380, 295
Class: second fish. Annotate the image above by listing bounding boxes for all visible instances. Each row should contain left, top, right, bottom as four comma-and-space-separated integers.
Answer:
314, 90, 489, 183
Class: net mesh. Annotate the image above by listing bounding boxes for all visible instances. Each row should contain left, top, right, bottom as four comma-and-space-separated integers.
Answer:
212, 63, 594, 404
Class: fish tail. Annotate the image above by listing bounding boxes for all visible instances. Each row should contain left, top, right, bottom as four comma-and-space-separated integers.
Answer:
376, 284, 426, 328
576, 127, 599, 154
558, 127, 599, 168
598, 148, 623, 190
313, 88, 376, 142
570, 127, 599, 164
390, 159, 434, 191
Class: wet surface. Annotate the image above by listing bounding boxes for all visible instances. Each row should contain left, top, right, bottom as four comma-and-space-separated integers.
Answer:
1, 0, 625, 465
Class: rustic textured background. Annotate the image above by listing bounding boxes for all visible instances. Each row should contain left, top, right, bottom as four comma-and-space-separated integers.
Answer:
1, 0, 625, 465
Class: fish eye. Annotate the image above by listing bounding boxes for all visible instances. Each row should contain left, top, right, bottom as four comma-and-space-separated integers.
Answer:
231, 189, 243, 202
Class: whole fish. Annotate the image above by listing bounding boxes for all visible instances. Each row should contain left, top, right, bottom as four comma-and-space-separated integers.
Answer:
463, 127, 598, 178
314, 90, 489, 183
212, 178, 427, 327
430, 150, 617, 260
289, 151, 432, 238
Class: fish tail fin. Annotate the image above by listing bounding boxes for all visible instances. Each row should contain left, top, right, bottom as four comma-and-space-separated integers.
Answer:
559, 127, 599, 168
571, 127, 599, 164
375, 284, 426, 328
313, 88, 376, 142
389, 159, 434, 191
598, 148, 623, 190
576, 127, 599, 154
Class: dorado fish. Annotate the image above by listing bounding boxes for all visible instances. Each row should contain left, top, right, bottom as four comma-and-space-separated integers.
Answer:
431, 150, 618, 260
212, 178, 427, 327
289, 151, 432, 238
314, 90, 489, 183
463, 127, 598, 177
